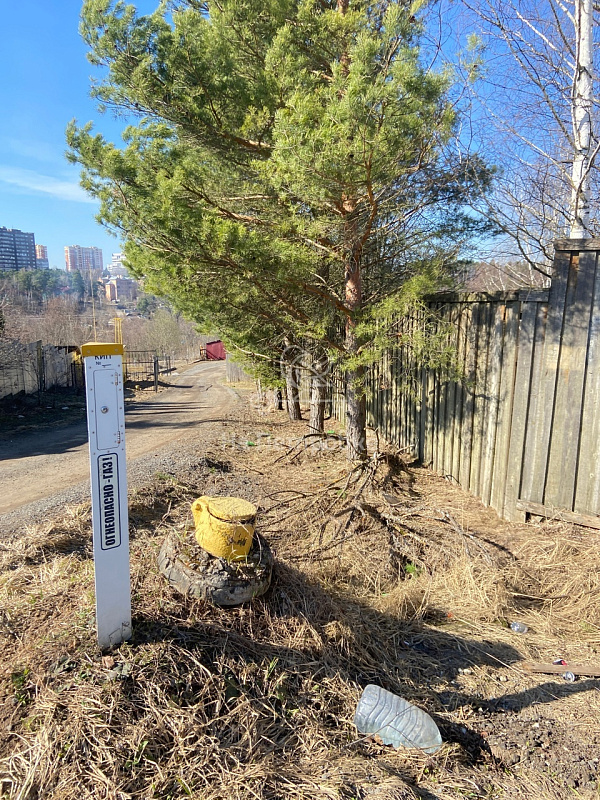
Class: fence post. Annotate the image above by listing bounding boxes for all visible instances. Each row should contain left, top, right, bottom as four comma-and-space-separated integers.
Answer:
153, 356, 159, 392
36, 340, 44, 397
545, 240, 599, 511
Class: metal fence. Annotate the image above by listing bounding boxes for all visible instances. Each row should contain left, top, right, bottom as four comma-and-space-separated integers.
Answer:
124, 350, 172, 390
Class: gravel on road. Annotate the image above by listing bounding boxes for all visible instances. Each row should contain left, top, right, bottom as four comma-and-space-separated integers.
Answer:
0, 362, 240, 537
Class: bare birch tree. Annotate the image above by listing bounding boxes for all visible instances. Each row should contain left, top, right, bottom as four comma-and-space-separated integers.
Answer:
570, 0, 595, 237
449, 0, 599, 273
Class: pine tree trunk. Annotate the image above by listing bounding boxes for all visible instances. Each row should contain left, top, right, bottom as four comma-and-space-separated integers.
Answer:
343, 218, 368, 460
338, 0, 367, 459
345, 330, 367, 460
309, 350, 328, 434
282, 339, 302, 421
285, 365, 302, 420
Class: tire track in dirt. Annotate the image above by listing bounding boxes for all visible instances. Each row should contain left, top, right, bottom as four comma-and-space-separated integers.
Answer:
0, 362, 238, 535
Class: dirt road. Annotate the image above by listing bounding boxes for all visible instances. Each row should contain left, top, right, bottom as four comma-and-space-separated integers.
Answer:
0, 362, 237, 532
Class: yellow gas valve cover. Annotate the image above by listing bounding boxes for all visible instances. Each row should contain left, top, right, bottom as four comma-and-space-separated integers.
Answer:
191, 496, 256, 561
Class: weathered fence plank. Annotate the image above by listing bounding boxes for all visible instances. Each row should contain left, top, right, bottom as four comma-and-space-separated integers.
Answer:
575, 258, 600, 514
433, 306, 446, 473
422, 350, 435, 466
523, 249, 571, 503
519, 302, 549, 503
491, 301, 519, 514
458, 303, 478, 489
392, 339, 400, 448
406, 312, 418, 454
503, 301, 538, 521
445, 304, 466, 482
469, 302, 493, 497
545, 250, 598, 510
480, 304, 504, 507
385, 345, 393, 442
516, 499, 600, 530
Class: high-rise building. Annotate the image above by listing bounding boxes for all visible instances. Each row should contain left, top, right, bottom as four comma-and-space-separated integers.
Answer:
35, 244, 49, 270
108, 252, 129, 277
0, 227, 36, 271
64, 245, 103, 273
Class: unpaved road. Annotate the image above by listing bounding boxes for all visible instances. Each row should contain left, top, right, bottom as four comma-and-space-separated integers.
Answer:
0, 362, 237, 534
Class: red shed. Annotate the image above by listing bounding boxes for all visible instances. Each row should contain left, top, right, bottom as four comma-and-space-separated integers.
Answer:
205, 340, 226, 360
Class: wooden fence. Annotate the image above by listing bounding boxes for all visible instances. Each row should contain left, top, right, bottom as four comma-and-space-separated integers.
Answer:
0, 341, 80, 400
332, 239, 600, 526
225, 354, 252, 383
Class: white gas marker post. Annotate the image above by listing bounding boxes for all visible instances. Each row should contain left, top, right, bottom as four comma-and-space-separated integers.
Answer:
82, 342, 132, 649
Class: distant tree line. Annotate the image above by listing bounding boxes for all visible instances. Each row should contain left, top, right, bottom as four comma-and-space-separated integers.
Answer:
0, 268, 99, 307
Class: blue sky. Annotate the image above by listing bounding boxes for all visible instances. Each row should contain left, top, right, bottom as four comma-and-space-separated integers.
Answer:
0, 1, 486, 273
0, 1, 154, 270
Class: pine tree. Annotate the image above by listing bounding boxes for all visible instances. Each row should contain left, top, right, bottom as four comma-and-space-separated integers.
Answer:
69, 0, 492, 458
70, 270, 86, 302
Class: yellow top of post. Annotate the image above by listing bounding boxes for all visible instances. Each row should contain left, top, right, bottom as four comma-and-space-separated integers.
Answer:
80, 342, 124, 357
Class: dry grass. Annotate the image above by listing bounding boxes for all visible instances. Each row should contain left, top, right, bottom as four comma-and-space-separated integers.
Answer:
1, 423, 600, 800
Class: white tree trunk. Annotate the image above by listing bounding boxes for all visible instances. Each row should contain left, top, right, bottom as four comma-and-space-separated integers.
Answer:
570, 0, 594, 238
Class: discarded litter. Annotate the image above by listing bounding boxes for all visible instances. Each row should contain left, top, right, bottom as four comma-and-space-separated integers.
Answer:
553, 658, 576, 680
354, 684, 442, 754
510, 621, 528, 633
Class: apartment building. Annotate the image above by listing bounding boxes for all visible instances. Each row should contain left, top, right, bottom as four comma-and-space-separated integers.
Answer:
64, 245, 103, 273
35, 244, 49, 269
0, 226, 36, 271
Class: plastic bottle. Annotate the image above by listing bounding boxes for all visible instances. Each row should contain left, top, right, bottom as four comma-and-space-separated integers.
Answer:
510, 621, 528, 633
354, 684, 442, 754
